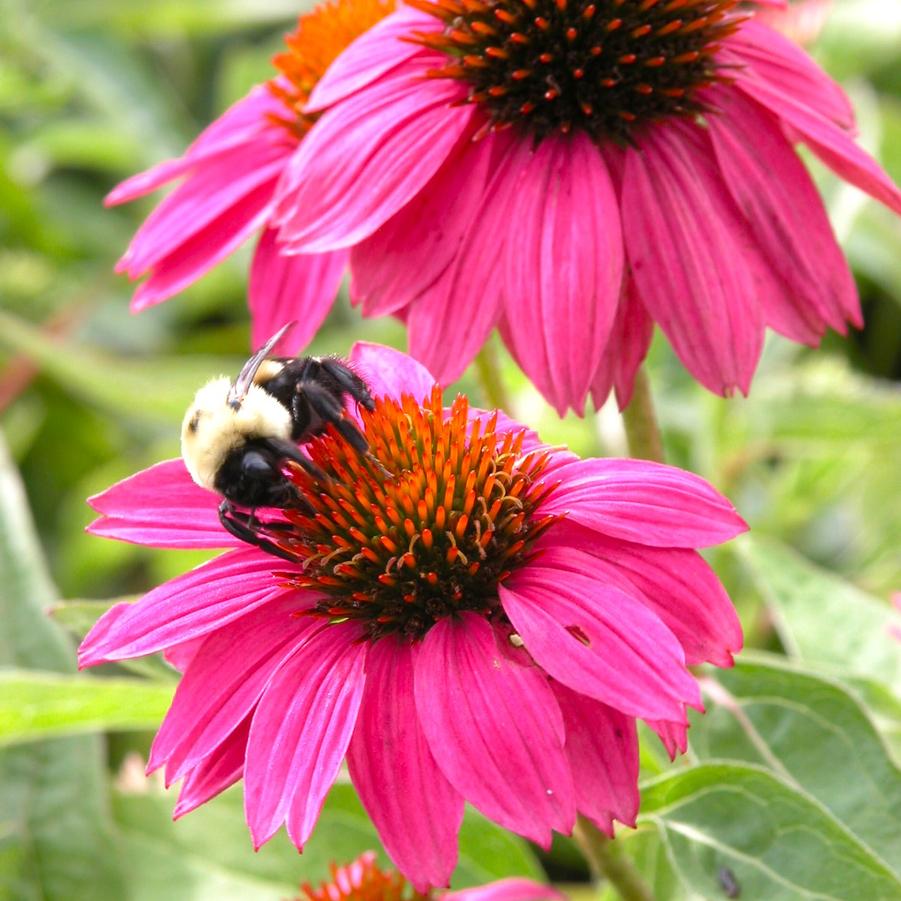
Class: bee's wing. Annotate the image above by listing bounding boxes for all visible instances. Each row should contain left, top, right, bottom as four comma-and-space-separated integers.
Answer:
228, 321, 296, 408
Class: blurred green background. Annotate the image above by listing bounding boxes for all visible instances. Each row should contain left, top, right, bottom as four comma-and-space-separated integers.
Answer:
1, 0, 900, 898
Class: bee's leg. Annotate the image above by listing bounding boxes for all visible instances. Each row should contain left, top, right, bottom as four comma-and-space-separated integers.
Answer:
218, 500, 297, 562
319, 358, 375, 411
304, 382, 370, 455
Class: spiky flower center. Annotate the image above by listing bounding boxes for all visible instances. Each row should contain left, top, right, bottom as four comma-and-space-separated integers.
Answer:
295, 852, 429, 901
271, 387, 558, 641
408, 0, 743, 141
268, 0, 395, 138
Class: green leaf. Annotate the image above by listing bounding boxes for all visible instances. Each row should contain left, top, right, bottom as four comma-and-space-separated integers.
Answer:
0, 670, 174, 747
111, 782, 543, 900
737, 535, 901, 693
0, 309, 242, 424
692, 654, 901, 875
0, 436, 124, 900
640, 763, 901, 900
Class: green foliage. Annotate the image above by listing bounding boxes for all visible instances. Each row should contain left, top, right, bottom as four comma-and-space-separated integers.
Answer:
0, 0, 899, 897
640, 763, 900, 900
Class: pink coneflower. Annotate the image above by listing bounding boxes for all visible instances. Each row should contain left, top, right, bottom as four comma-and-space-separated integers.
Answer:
105, 0, 393, 352
294, 850, 561, 900
79, 343, 745, 889
271, 0, 901, 413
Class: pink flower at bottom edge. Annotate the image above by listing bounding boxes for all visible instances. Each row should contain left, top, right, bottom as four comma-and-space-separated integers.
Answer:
79, 343, 745, 891
268, 1, 901, 414
295, 850, 563, 900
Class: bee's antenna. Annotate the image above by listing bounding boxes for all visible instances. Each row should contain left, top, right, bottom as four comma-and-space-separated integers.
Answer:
228, 321, 296, 409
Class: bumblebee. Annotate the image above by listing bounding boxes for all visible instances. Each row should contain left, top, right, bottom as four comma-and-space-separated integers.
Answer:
181, 323, 375, 559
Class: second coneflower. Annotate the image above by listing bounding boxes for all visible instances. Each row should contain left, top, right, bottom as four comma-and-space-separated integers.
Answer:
105, 0, 393, 352
79, 343, 745, 890
272, 0, 901, 412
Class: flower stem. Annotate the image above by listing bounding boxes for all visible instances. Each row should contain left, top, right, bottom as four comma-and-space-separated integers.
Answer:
474, 338, 512, 413
574, 816, 655, 901
621, 367, 665, 463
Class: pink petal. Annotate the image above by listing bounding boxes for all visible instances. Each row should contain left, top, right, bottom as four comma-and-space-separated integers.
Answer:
537, 457, 747, 548
729, 56, 901, 215
306, 7, 435, 112
274, 64, 473, 253
350, 124, 496, 318
118, 143, 288, 277
726, 19, 855, 131
404, 130, 519, 384
551, 680, 639, 834
445, 879, 564, 901
244, 622, 367, 849
539, 521, 742, 667
347, 637, 464, 892
349, 341, 437, 404
503, 133, 623, 415
131, 178, 277, 311
646, 717, 689, 760
78, 550, 296, 666
106, 85, 287, 206
589, 279, 654, 411
500, 565, 699, 721
249, 230, 347, 355
173, 719, 249, 819
149, 596, 315, 782
163, 636, 205, 672
415, 613, 575, 845
706, 86, 859, 337
622, 121, 765, 396
87, 459, 236, 549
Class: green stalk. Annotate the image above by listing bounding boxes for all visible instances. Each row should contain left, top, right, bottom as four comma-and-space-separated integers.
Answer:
474, 338, 512, 412
574, 816, 655, 901
621, 367, 665, 463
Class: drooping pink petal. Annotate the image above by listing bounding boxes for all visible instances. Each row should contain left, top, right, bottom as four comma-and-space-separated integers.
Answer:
503, 133, 623, 415
173, 718, 250, 819
726, 19, 854, 130
87, 459, 235, 549
539, 522, 742, 667
404, 130, 519, 384
347, 637, 464, 892
105, 85, 287, 206
646, 717, 689, 761
445, 880, 564, 901
306, 6, 436, 112
551, 680, 639, 835
131, 178, 278, 311
622, 121, 765, 396
415, 613, 575, 846
163, 636, 205, 673
249, 230, 347, 355
728, 53, 901, 215
244, 622, 367, 850
149, 595, 316, 782
118, 143, 289, 277
349, 341, 437, 404
78, 550, 296, 666
350, 126, 496, 318
274, 63, 473, 253
500, 566, 699, 721
589, 279, 654, 411
705, 86, 859, 336
537, 457, 747, 548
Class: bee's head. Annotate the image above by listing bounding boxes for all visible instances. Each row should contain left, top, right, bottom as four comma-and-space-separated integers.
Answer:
181, 322, 297, 491
180, 377, 292, 491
